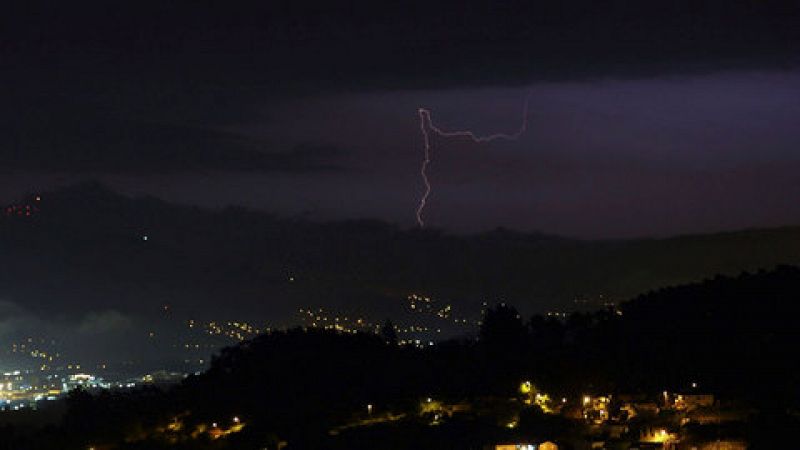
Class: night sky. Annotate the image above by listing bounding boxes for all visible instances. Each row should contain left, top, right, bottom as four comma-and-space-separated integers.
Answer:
1, 1, 798, 238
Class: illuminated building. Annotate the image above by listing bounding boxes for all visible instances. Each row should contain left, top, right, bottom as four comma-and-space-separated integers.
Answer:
492, 442, 558, 450
673, 393, 714, 411
639, 426, 676, 445
579, 395, 615, 423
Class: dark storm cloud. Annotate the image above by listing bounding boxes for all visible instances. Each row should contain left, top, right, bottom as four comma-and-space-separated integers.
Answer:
0, 60, 349, 174
0, 114, 347, 174
0, 1, 798, 234
3, 1, 799, 90
2, 1, 797, 177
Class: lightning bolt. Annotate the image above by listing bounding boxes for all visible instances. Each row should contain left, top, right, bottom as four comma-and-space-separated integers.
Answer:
415, 95, 531, 227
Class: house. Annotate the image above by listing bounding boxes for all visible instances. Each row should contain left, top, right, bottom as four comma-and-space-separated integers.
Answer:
674, 394, 714, 411
492, 441, 558, 450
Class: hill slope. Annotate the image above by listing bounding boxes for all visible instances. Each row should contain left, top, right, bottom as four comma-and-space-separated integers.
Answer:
3, 183, 800, 324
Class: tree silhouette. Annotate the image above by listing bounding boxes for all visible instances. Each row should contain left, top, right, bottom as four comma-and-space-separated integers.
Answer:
479, 303, 527, 347
380, 319, 398, 346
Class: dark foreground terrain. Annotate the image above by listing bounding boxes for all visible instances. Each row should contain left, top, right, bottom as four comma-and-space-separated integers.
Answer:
2, 266, 800, 449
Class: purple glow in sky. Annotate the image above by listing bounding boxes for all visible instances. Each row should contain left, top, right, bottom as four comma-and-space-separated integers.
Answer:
2, 71, 798, 239
184, 71, 800, 237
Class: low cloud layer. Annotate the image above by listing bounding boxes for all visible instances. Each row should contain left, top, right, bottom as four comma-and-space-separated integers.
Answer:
0, 299, 148, 369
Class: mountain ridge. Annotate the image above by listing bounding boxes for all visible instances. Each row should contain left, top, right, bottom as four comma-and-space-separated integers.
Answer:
2, 182, 800, 322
